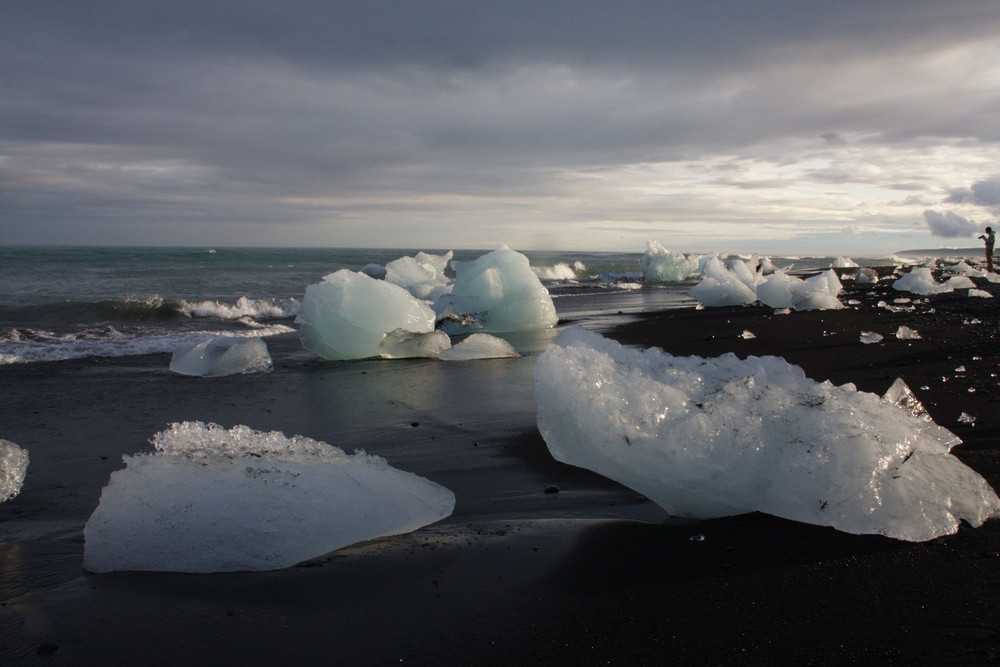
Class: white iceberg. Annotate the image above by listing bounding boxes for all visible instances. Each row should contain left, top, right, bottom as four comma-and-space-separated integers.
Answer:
169, 336, 272, 377
641, 240, 699, 282
434, 246, 557, 334
534, 327, 1000, 542
832, 256, 859, 268
298, 270, 436, 360
1, 439, 29, 502
438, 333, 520, 361
377, 329, 452, 359
83, 422, 456, 573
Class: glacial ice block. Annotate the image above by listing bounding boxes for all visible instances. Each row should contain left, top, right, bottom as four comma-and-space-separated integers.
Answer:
169, 336, 272, 376
1, 439, 29, 502
434, 246, 557, 334
892, 267, 972, 295
641, 240, 699, 282
298, 269, 437, 360
83, 422, 456, 573
438, 333, 520, 361
534, 327, 1000, 541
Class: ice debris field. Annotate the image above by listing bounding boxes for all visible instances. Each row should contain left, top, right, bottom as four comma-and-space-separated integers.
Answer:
83, 422, 455, 573
534, 327, 1000, 542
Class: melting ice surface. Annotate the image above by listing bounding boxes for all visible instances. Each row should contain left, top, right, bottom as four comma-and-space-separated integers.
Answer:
169, 336, 272, 376
1, 439, 29, 502
83, 422, 456, 573
434, 246, 558, 334
534, 327, 1000, 541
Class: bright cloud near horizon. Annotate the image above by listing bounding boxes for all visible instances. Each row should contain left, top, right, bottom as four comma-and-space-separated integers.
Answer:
3, 1, 1000, 255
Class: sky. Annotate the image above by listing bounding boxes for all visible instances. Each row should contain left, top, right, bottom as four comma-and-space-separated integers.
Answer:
3, 1, 1000, 255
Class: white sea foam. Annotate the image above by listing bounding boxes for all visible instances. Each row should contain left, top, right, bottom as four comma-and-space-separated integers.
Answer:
0, 325, 295, 365
178, 296, 300, 320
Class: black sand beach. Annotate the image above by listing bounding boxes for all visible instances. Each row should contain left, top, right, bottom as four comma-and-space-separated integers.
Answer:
3, 270, 1000, 665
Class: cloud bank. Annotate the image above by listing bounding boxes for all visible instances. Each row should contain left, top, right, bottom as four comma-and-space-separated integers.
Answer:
3, 1, 1000, 253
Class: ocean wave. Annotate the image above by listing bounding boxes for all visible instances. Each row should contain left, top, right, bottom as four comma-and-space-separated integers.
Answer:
178, 296, 300, 320
0, 324, 296, 365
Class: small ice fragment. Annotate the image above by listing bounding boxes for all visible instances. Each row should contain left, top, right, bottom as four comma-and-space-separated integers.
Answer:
882, 378, 931, 421
438, 333, 520, 361
894, 298, 912, 304
740, 330, 756, 340
969, 289, 993, 298
170, 336, 272, 377
847, 299, 861, 305
689, 534, 706, 542
877, 301, 888, 308
1, 439, 29, 502
83, 422, 456, 572
860, 331, 884, 344
773, 308, 791, 315
955, 366, 966, 373
377, 329, 451, 359
958, 413, 977, 425
968, 387, 977, 393
964, 318, 982, 325
896, 326, 922, 340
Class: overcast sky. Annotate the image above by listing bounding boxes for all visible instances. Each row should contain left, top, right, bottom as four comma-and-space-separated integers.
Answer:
3, 1, 1000, 255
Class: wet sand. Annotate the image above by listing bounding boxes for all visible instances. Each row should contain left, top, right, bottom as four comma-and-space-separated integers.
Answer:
2, 270, 1000, 665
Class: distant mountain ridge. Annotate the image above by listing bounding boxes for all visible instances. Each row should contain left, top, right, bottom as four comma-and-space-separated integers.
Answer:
895, 247, 983, 258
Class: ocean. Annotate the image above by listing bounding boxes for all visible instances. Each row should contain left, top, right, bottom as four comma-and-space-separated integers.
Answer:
0, 245, 900, 365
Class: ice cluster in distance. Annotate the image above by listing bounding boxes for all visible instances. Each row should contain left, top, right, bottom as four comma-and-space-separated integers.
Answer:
434, 245, 557, 334
169, 336, 272, 376
298, 269, 436, 360
1, 439, 29, 502
690, 257, 844, 311
83, 422, 456, 572
534, 328, 1000, 541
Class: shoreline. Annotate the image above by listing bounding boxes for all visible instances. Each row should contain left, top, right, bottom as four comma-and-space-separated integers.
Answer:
2, 270, 1000, 664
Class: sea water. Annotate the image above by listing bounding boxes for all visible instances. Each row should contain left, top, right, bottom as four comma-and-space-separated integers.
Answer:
0, 246, 901, 364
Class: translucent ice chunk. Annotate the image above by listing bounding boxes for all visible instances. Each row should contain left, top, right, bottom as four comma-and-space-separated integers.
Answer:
641, 240, 699, 282
169, 336, 272, 377
1, 439, 29, 502
83, 422, 456, 573
860, 331, 884, 344
534, 327, 1000, 541
434, 246, 557, 334
438, 333, 520, 361
298, 270, 436, 360
377, 329, 452, 359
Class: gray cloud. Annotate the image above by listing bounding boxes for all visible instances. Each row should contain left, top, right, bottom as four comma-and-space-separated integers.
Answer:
923, 210, 980, 238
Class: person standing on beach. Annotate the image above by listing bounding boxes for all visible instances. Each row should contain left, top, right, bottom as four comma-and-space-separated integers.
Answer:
979, 226, 995, 272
